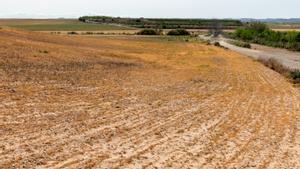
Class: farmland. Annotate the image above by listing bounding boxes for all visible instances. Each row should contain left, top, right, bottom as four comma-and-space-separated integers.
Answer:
0, 28, 299, 168
0, 19, 133, 31
269, 23, 300, 31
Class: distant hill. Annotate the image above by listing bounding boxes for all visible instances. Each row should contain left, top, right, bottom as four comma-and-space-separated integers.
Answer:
241, 18, 300, 23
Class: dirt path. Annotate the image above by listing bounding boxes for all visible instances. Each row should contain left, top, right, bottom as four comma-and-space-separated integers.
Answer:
200, 35, 300, 70
0, 29, 300, 169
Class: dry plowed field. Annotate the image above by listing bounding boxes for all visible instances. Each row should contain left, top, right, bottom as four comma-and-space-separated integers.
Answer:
0, 29, 299, 169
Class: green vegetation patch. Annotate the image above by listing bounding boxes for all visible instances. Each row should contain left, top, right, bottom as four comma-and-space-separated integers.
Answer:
290, 70, 300, 82
167, 29, 190, 36
232, 23, 300, 51
137, 29, 161, 35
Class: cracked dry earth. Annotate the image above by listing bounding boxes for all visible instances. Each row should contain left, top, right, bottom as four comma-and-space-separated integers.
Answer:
0, 29, 299, 169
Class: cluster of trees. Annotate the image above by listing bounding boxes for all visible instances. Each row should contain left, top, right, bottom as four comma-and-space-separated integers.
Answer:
79, 16, 242, 29
137, 29, 162, 35
137, 29, 191, 36
233, 23, 300, 51
167, 29, 190, 36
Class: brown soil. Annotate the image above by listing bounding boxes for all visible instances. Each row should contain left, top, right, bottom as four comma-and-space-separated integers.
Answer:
0, 29, 299, 169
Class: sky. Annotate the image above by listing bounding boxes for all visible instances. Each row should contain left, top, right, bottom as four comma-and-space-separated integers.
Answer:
0, 0, 299, 19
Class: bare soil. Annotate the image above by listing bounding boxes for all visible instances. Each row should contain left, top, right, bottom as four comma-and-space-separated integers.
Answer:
0, 29, 300, 169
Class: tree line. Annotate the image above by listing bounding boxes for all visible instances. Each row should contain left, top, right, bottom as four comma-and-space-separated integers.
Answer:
79, 16, 242, 29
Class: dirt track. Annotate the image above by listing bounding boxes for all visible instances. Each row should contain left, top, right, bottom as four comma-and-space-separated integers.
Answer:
0, 29, 300, 169
199, 35, 300, 70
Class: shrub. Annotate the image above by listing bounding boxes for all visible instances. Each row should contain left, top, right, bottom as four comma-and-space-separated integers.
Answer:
213, 42, 228, 49
137, 29, 160, 35
68, 31, 78, 35
231, 40, 251, 48
167, 29, 190, 36
39, 50, 49, 54
246, 22, 269, 33
234, 28, 255, 41
258, 58, 289, 75
290, 70, 300, 81
257, 58, 300, 84
296, 34, 300, 42
214, 42, 221, 47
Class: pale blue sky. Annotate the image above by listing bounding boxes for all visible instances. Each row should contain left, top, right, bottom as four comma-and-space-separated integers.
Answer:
1, 0, 299, 18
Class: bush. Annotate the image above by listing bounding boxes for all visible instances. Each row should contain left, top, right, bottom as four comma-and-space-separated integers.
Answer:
246, 22, 269, 33
167, 29, 190, 36
68, 31, 78, 35
137, 29, 160, 35
296, 34, 300, 42
231, 41, 251, 48
258, 58, 289, 75
214, 42, 221, 47
290, 70, 300, 81
214, 42, 228, 49
39, 50, 49, 54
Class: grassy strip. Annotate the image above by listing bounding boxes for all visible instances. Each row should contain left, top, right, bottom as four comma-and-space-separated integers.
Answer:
257, 58, 300, 84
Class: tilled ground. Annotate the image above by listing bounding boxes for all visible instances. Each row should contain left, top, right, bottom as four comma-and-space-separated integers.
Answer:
0, 29, 299, 169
